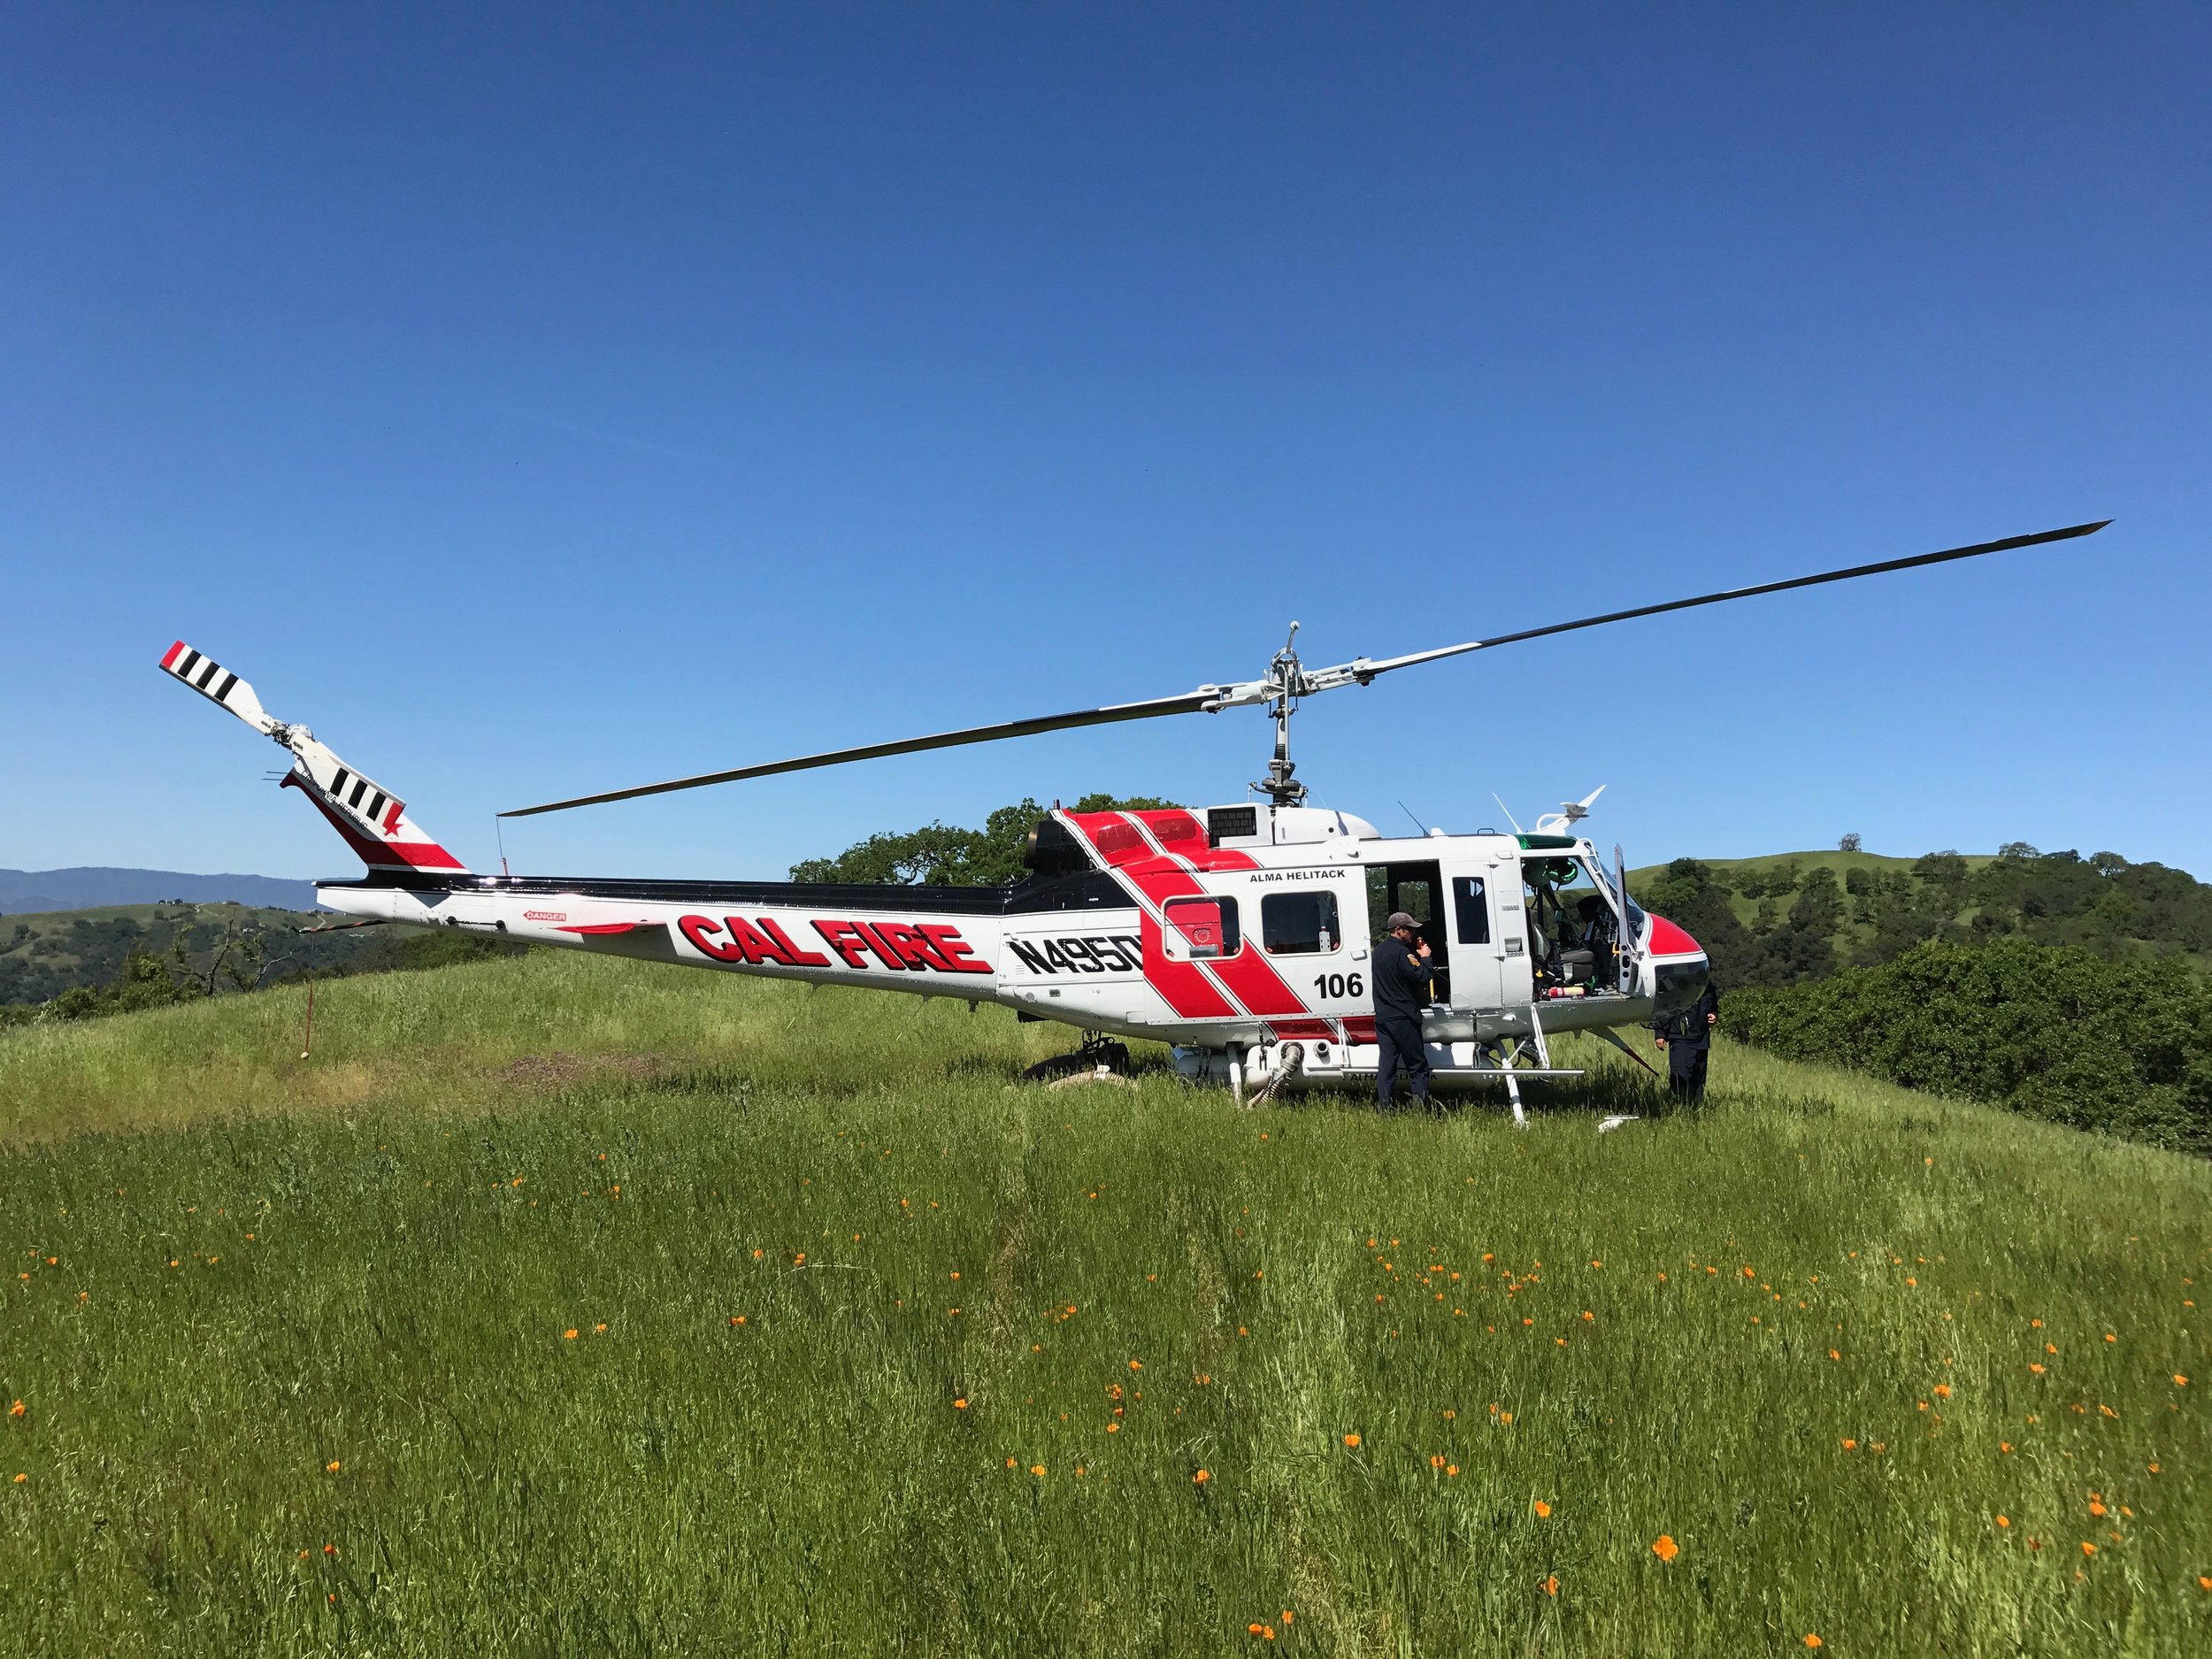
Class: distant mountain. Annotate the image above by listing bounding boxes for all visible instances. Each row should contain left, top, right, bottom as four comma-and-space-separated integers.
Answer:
0, 867, 323, 916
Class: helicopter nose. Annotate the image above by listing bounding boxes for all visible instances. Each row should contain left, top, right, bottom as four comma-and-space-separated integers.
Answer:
1641, 911, 1709, 1017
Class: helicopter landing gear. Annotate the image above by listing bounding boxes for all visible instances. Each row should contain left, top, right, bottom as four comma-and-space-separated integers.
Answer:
1020, 1033, 1132, 1085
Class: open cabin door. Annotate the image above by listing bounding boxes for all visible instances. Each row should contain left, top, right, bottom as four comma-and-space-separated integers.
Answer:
1364, 859, 1449, 1005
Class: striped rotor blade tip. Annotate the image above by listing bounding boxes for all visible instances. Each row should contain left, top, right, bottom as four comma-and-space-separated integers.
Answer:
159, 641, 271, 730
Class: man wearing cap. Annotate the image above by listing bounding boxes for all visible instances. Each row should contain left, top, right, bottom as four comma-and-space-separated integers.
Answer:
1372, 911, 1433, 1110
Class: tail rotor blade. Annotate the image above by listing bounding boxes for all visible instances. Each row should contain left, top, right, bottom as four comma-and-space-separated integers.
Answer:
158, 641, 280, 735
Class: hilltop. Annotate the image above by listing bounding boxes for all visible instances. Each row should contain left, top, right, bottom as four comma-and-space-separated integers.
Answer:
0, 951, 2206, 1655
0, 902, 418, 1008
1630, 845, 2212, 989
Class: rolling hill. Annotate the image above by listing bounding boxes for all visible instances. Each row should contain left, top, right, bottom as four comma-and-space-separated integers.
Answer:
0, 950, 2204, 1655
0, 866, 321, 915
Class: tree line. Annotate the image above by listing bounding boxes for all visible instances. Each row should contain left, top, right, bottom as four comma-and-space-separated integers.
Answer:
1640, 844, 2212, 993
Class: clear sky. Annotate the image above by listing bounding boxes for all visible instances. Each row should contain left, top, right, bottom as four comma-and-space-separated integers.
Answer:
4, 4, 2207, 885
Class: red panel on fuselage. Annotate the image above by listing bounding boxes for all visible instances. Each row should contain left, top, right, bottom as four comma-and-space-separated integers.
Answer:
1646, 914, 1701, 956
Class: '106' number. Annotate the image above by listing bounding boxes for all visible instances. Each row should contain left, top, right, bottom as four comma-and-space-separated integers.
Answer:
1312, 972, 1363, 1000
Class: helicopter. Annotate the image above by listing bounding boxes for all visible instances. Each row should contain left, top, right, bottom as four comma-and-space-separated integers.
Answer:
161, 520, 2105, 1118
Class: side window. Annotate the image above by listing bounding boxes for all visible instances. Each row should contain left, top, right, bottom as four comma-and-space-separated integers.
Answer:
1453, 876, 1490, 944
1261, 890, 1340, 955
1163, 895, 1240, 961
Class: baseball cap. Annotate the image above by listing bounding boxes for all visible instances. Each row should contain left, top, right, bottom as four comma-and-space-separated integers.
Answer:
1386, 911, 1418, 932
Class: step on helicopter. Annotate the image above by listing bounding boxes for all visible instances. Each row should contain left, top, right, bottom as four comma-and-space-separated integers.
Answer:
163, 521, 2105, 1118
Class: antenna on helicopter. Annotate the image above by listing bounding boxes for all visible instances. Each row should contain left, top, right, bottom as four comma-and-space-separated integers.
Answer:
1491, 794, 1525, 834
503, 521, 2110, 819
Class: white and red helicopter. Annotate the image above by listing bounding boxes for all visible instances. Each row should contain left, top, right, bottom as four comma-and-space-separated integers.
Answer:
162, 522, 2103, 1117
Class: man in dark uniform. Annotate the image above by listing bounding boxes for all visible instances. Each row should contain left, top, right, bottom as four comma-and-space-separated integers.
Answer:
1373, 910, 1433, 1110
1653, 979, 1721, 1102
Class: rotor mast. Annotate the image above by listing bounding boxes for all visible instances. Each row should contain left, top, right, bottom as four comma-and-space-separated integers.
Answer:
1253, 621, 1310, 806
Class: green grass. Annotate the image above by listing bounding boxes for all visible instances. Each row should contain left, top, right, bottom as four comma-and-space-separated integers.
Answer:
2, 952, 2208, 1655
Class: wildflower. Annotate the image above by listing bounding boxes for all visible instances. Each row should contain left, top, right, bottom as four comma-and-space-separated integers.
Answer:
2081, 1541, 2096, 1556
2089, 1501, 2107, 1517
2031, 1363, 2046, 1375
10, 1474, 22, 1484
1935, 1384, 1951, 1399
1030, 1464, 1045, 1478
1806, 1637, 1823, 1649
1542, 1574, 1559, 1595
1652, 1534, 1679, 1563
1582, 1310, 1594, 1322
1343, 1433, 1361, 1448
953, 1399, 968, 1409
2105, 1333, 2116, 1342
1446, 1464, 1458, 1476
1194, 1470, 1210, 1485
6, 1402, 21, 1419
564, 1329, 578, 1340
2001, 1441, 2013, 1453
2177, 1374, 2190, 1386
326, 1461, 342, 1473
595, 1323, 606, 1333
1996, 1515, 2009, 1527
1128, 1359, 1142, 1371
1535, 1500, 1552, 1517
1106, 1423, 1119, 1433
730, 1316, 746, 1326
1841, 1439, 1856, 1450
324, 1543, 336, 1555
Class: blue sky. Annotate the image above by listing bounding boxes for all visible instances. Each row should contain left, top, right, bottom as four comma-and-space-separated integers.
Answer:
4, 4, 2207, 884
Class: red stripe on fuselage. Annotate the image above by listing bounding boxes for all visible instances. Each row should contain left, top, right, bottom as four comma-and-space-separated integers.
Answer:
1063, 812, 1235, 1021
1119, 813, 1314, 1018
1068, 810, 1318, 1023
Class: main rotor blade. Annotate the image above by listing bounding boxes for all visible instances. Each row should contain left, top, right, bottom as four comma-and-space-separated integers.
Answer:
501, 688, 1219, 818
1345, 520, 2110, 681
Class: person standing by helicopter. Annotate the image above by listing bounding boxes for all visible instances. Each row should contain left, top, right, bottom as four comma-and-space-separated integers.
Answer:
1654, 979, 1721, 1102
1373, 910, 1433, 1110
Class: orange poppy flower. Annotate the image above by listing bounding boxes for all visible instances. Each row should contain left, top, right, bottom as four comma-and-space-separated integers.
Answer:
1534, 1500, 1552, 1517
1996, 1515, 2010, 1528
1652, 1535, 1679, 1563
1805, 1637, 1823, 1649
1342, 1433, 1361, 1448
1194, 1470, 1210, 1485
1542, 1575, 1558, 1596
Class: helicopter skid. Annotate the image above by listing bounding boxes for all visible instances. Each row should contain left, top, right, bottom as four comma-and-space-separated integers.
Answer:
1175, 1042, 1586, 1095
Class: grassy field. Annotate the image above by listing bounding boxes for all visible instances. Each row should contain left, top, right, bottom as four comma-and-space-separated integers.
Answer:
2, 952, 2207, 1656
